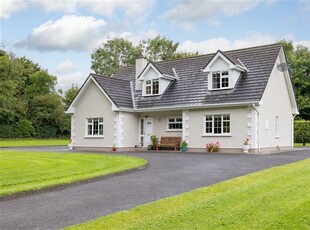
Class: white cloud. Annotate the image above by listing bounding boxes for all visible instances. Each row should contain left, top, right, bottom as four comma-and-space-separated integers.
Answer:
162, 0, 262, 30
55, 71, 86, 91
0, 0, 28, 19
293, 40, 310, 49
178, 33, 276, 54
55, 60, 77, 74
1, 0, 154, 22
31, 0, 79, 13
15, 15, 106, 51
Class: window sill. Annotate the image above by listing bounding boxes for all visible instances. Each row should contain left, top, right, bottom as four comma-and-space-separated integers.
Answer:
202, 134, 232, 137
166, 130, 182, 132
275, 136, 280, 139
84, 136, 104, 139
209, 87, 232, 91
143, 94, 161, 97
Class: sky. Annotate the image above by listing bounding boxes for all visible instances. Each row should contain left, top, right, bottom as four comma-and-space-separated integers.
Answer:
1, 0, 309, 91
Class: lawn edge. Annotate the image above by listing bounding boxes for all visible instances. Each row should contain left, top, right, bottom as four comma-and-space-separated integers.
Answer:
0, 162, 148, 202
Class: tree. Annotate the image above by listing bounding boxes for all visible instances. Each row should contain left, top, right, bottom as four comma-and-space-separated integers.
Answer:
91, 38, 142, 76
63, 84, 79, 108
279, 40, 310, 120
91, 36, 200, 77
141, 35, 179, 62
0, 49, 70, 138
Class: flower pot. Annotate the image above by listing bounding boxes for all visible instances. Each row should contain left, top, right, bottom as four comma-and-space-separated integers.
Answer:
181, 146, 187, 152
243, 144, 250, 153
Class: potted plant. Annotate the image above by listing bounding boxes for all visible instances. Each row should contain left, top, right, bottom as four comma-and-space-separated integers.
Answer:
112, 145, 116, 151
150, 135, 159, 150
181, 140, 187, 152
206, 141, 220, 152
243, 137, 250, 153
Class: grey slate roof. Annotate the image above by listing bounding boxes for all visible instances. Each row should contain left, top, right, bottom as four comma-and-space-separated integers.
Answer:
92, 74, 133, 108
95, 43, 282, 110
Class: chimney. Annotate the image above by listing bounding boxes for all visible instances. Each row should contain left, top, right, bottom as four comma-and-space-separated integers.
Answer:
135, 55, 147, 91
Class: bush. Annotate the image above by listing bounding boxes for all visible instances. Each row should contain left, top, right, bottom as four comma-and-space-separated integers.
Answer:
14, 119, 36, 138
0, 125, 15, 138
35, 125, 57, 138
294, 121, 310, 145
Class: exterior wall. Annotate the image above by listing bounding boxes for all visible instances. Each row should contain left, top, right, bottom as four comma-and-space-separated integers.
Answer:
188, 107, 248, 149
258, 55, 293, 149
139, 111, 183, 138
73, 81, 115, 148
122, 112, 139, 147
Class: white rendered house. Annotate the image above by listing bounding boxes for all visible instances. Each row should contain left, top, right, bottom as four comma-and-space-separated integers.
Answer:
66, 44, 298, 153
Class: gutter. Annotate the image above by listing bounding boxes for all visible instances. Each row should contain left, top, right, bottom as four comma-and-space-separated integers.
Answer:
116, 101, 260, 112
252, 103, 260, 152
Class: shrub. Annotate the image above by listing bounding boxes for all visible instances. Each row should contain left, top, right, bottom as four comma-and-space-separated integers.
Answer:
0, 125, 15, 138
294, 120, 310, 146
35, 125, 57, 138
14, 119, 36, 138
206, 142, 220, 152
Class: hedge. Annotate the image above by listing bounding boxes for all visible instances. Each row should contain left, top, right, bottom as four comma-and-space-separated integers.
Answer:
294, 120, 310, 145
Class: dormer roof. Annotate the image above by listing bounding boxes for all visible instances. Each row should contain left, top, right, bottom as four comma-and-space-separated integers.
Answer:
138, 62, 178, 80
203, 50, 248, 72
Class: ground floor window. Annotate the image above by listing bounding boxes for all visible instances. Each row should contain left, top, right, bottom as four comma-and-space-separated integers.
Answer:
87, 118, 103, 136
205, 114, 230, 134
168, 117, 182, 130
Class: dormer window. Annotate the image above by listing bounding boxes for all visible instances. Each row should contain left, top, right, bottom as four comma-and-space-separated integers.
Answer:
212, 71, 229, 89
145, 79, 159, 95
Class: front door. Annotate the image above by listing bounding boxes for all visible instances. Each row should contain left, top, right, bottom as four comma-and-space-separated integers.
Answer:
139, 118, 153, 147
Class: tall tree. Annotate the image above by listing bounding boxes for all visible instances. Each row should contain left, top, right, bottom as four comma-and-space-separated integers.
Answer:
91, 38, 142, 76
91, 36, 200, 77
141, 35, 179, 62
279, 40, 310, 120
62, 84, 79, 108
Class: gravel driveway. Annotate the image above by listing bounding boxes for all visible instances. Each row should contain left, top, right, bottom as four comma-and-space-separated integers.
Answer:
0, 148, 309, 229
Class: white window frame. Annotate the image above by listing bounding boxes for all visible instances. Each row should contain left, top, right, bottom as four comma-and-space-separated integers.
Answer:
167, 117, 182, 131
85, 117, 104, 138
203, 114, 231, 136
211, 70, 230, 90
145, 79, 160, 96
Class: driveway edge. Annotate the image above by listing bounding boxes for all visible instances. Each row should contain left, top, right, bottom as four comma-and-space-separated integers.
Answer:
0, 162, 149, 202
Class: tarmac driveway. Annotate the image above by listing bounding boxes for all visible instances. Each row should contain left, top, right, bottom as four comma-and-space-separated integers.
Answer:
0, 148, 309, 229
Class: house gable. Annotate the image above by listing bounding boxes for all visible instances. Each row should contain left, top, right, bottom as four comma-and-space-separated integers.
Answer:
66, 75, 118, 114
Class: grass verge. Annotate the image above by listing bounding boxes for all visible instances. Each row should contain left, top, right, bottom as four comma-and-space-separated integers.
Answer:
294, 143, 310, 147
0, 138, 69, 147
67, 158, 310, 230
0, 151, 147, 196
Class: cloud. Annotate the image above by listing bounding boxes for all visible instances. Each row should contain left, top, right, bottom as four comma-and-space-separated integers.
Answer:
15, 15, 106, 52
178, 33, 276, 53
31, 0, 79, 13
162, 0, 262, 30
1, 0, 154, 22
0, 0, 28, 19
293, 40, 310, 49
55, 60, 77, 74
55, 71, 86, 91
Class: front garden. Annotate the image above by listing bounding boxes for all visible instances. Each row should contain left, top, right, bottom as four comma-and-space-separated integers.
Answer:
67, 158, 310, 229
0, 151, 147, 196
0, 138, 70, 147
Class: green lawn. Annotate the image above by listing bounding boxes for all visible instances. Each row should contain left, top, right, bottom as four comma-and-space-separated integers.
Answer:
0, 138, 70, 147
294, 143, 310, 147
67, 158, 310, 230
0, 151, 147, 196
